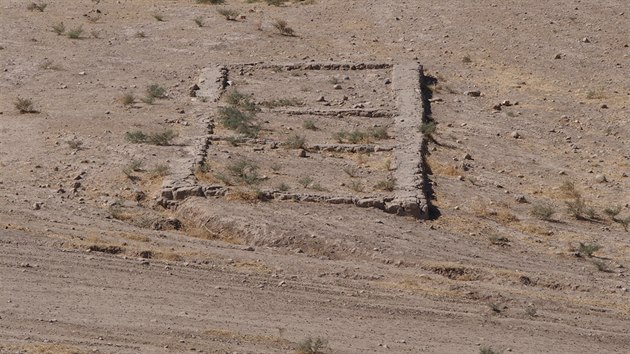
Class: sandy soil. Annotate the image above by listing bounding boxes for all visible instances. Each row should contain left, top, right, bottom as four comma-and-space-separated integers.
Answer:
1, 0, 629, 353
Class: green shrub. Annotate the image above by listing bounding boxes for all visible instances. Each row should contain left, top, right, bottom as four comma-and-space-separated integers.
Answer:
125, 130, 177, 146
577, 242, 601, 257
66, 26, 83, 39
603, 206, 621, 219
125, 131, 148, 143
225, 90, 258, 112
146, 84, 166, 99
146, 130, 178, 146
218, 107, 259, 137
227, 159, 259, 185
418, 121, 437, 136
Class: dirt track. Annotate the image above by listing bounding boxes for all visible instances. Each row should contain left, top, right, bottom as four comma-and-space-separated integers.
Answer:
1, 0, 630, 353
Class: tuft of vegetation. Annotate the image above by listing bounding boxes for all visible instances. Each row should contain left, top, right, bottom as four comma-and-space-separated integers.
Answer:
603, 206, 621, 219
592, 259, 610, 272
350, 180, 364, 192
559, 180, 580, 199
66, 139, 83, 150
218, 107, 260, 137
566, 196, 596, 220
217, 8, 239, 20
226, 159, 259, 185
615, 216, 630, 232
121, 92, 135, 106
368, 127, 389, 140
530, 203, 555, 221
284, 134, 306, 149
146, 84, 167, 99
273, 19, 295, 36
525, 306, 537, 317
40, 59, 62, 70
197, 0, 224, 3
303, 119, 317, 130
125, 131, 148, 144
149, 164, 170, 178
135, 31, 146, 38
479, 346, 500, 354
462, 55, 472, 63
332, 130, 348, 143
225, 136, 245, 146
347, 130, 366, 144
225, 90, 258, 112
66, 26, 83, 39
298, 176, 313, 188
123, 159, 144, 177
276, 182, 290, 192
374, 177, 396, 191
260, 98, 302, 108
343, 165, 359, 178
15, 97, 37, 114
146, 130, 178, 146
488, 303, 502, 314
577, 242, 601, 258
418, 121, 437, 136
52, 22, 65, 35
488, 235, 510, 247
27, 2, 47, 12
296, 337, 328, 354
125, 130, 177, 146
193, 16, 204, 27
585, 89, 605, 100
332, 128, 388, 144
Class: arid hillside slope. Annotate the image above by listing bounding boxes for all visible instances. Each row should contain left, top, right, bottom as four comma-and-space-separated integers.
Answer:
1, 0, 629, 353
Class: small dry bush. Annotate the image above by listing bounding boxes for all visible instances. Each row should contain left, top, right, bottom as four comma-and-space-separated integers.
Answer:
15, 97, 37, 113
273, 19, 295, 36
296, 337, 328, 354
285, 134, 306, 149
374, 177, 396, 191
577, 242, 601, 257
27, 2, 47, 11
530, 203, 555, 221
217, 8, 239, 20
52, 22, 65, 35
66, 26, 83, 39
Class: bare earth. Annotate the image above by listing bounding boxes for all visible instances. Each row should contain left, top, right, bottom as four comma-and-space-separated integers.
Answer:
1, 0, 629, 353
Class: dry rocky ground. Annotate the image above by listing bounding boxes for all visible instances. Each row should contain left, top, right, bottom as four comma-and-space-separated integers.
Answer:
1, 0, 629, 353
